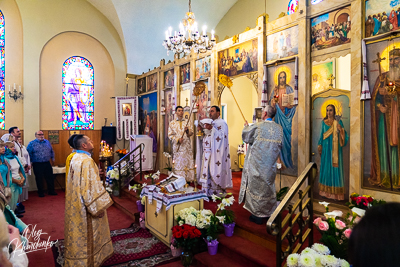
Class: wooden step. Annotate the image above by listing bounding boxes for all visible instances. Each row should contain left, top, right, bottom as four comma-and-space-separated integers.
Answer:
194, 252, 245, 267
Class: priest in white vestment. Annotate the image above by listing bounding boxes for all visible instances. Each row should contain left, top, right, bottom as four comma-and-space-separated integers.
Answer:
196, 106, 232, 196
168, 106, 195, 182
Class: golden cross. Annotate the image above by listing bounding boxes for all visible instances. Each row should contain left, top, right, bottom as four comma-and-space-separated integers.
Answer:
125, 77, 129, 84
327, 74, 335, 88
186, 98, 189, 107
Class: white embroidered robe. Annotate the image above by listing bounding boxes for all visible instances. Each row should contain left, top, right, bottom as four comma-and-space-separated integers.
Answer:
168, 118, 195, 181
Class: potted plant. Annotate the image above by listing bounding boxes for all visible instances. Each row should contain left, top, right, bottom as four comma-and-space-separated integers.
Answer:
144, 170, 160, 184
213, 193, 236, 237
163, 152, 173, 175
129, 183, 147, 212
287, 243, 350, 267
313, 202, 354, 260
115, 148, 127, 159
171, 224, 202, 267
106, 168, 120, 196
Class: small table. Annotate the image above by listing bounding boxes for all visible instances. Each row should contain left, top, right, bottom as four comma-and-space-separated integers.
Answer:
129, 135, 153, 171
141, 185, 208, 246
52, 166, 66, 191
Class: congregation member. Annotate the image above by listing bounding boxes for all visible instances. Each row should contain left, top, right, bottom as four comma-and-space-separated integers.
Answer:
0, 212, 28, 267
16, 137, 31, 213
27, 131, 56, 197
64, 134, 113, 267
0, 142, 30, 244
349, 203, 400, 267
168, 106, 195, 182
5, 141, 26, 214
1, 127, 28, 169
239, 105, 283, 225
196, 106, 232, 196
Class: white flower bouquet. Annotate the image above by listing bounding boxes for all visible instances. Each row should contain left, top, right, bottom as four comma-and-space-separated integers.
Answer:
287, 244, 350, 267
144, 170, 160, 184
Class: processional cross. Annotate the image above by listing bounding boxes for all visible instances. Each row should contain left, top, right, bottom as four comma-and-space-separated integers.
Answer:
373, 52, 386, 76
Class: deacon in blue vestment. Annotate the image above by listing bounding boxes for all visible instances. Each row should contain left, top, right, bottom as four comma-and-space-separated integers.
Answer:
239, 105, 283, 224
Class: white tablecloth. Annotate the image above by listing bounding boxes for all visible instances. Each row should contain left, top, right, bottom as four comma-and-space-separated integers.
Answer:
52, 166, 66, 174
130, 135, 153, 171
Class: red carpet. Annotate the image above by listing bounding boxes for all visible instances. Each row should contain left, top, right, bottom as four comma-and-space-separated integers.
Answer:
21, 189, 134, 267
52, 224, 173, 266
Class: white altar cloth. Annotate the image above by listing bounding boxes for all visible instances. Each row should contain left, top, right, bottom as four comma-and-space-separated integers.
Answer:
130, 135, 153, 171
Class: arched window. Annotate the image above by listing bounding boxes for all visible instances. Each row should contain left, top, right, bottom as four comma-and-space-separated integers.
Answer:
62, 56, 94, 130
0, 11, 5, 130
287, 0, 298, 15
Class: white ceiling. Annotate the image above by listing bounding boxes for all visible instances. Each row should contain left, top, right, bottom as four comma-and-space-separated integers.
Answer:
88, 0, 238, 74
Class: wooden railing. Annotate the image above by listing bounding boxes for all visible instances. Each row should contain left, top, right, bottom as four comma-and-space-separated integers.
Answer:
267, 162, 318, 267
113, 143, 145, 195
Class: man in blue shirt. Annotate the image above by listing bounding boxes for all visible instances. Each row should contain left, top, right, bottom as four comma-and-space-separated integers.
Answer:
27, 131, 56, 197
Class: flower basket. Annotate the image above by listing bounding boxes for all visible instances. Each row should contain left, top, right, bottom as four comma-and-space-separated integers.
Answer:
205, 239, 219, 255
223, 222, 235, 237
170, 244, 182, 257
136, 200, 144, 212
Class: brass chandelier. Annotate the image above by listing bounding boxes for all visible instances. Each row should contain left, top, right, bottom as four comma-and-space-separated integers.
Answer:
163, 0, 216, 55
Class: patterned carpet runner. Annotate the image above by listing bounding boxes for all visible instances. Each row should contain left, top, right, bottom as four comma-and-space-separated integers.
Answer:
52, 224, 174, 266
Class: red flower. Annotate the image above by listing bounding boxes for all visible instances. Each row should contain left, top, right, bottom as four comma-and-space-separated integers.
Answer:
368, 197, 373, 203
175, 231, 182, 238
183, 231, 189, 239
194, 229, 201, 236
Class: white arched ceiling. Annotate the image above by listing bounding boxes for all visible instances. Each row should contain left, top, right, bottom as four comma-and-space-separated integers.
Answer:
89, 0, 238, 74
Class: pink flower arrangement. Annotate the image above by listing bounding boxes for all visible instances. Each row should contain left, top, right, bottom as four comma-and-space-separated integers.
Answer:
318, 221, 329, 231
335, 220, 346, 230
344, 229, 352, 239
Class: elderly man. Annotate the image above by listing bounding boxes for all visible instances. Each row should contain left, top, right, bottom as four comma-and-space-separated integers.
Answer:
1, 127, 27, 168
168, 106, 195, 182
27, 131, 56, 197
196, 105, 232, 196
64, 134, 113, 266
239, 105, 283, 224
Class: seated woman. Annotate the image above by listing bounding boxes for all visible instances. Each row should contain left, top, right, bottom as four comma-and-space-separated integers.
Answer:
5, 141, 26, 212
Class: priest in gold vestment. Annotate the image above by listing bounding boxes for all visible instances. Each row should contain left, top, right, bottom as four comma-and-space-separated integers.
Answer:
168, 106, 195, 182
64, 135, 114, 267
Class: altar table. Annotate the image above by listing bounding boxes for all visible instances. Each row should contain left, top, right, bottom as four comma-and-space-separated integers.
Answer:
141, 185, 208, 245
129, 135, 153, 171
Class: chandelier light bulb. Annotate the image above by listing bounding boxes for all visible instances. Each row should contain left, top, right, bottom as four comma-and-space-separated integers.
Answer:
202, 25, 207, 36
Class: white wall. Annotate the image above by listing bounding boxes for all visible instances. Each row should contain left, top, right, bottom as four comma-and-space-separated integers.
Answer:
14, 0, 126, 143
40, 32, 115, 130
215, 0, 288, 40
221, 76, 258, 171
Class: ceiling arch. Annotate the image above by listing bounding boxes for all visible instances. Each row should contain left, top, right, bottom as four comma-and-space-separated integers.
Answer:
88, 0, 238, 74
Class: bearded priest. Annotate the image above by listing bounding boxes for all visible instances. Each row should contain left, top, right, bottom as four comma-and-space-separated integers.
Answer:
239, 105, 283, 225
196, 106, 232, 196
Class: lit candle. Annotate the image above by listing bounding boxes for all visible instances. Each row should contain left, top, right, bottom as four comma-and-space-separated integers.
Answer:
211, 29, 215, 40
168, 27, 172, 37
202, 25, 207, 36
13, 83, 16, 90
19, 86, 21, 92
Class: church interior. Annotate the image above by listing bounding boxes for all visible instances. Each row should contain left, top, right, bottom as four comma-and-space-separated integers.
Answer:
1, 0, 400, 266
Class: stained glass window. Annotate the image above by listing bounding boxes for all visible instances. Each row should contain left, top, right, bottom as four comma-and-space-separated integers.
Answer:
0, 11, 5, 130
311, 0, 324, 4
62, 56, 94, 130
287, 0, 299, 15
